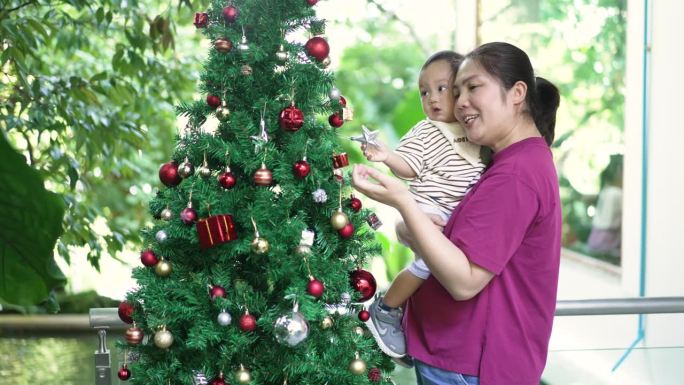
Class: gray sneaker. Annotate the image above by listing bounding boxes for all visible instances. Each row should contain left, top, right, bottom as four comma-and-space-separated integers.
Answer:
392, 355, 414, 369
365, 297, 406, 358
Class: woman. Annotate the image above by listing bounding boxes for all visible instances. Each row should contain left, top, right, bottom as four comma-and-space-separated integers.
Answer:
352, 42, 561, 385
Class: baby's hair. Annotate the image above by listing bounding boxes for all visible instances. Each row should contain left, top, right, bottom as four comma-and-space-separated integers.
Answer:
421, 50, 465, 77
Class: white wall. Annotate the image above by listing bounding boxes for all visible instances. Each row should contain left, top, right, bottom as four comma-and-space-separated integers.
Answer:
623, 0, 684, 348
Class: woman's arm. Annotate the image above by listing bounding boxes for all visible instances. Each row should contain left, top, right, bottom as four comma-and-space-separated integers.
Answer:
352, 165, 494, 300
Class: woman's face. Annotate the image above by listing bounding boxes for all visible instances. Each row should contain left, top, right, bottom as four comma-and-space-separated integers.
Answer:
453, 58, 517, 151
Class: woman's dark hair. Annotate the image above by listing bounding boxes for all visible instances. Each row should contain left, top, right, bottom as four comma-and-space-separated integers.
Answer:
465, 42, 560, 146
422, 50, 464, 77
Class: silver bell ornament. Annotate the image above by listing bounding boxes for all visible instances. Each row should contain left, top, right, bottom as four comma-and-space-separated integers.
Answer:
155, 229, 168, 243
273, 302, 309, 347
217, 310, 232, 326
275, 44, 289, 62
237, 34, 250, 53
178, 157, 194, 178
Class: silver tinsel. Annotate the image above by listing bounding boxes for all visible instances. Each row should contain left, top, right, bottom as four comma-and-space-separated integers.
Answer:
312, 188, 327, 203
192, 371, 209, 385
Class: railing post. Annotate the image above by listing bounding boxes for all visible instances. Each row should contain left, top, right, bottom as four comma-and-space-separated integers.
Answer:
89, 308, 128, 385
94, 328, 112, 385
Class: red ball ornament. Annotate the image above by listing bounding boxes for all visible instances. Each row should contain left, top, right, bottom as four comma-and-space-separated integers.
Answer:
279, 104, 305, 131
239, 312, 257, 331
118, 364, 131, 381
222, 5, 239, 23
304, 36, 330, 62
368, 368, 382, 383
207, 94, 221, 109
339, 95, 347, 107
218, 171, 237, 189
180, 207, 198, 225
159, 161, 182, 187
118, 301, 134, 324
358, 309, 370, 322
349, 197, 362, 212
328, 112, 344, 128
306, 0, 318, 5
338, 222, 354, 239
140, 249, 158, 267
349, 269, 377, 302
254, 163, 273, 186
292, 159, 311, 179
307, 277, 325, 298
211, 373, 227, 385
210, 285, 227, 299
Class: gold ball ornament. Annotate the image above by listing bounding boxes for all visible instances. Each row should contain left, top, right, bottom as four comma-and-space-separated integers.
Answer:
241, 64, 253, 76
154, 326, 174, 349
349, 354, 367, 375
216, 102, 231, 121
160, 207, 173, 220
330, 210, 349, 230
352, 326, 364, 336
235, 365, 251, 384
321, 56, 332, 68
251, 237, 270, 254
155, 259, 172, 277
321, 316, 333, 329
275, 44, 289, 62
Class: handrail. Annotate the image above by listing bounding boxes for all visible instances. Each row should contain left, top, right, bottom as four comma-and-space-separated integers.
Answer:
2, 297, 684, 331
555, 297, 684, 316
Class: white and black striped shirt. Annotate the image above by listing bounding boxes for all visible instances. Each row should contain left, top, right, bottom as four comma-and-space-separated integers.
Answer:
395, 119, 486, 218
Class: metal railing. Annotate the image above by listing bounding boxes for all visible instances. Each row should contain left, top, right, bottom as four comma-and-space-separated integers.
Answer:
2, 297, 684, 385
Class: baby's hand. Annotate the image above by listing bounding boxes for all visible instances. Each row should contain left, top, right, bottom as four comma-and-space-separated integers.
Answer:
361, 141, 389, 162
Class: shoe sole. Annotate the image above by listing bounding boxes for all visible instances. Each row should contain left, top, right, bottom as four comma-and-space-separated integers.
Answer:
364, 315, 405, 358
392, 356, 415, 369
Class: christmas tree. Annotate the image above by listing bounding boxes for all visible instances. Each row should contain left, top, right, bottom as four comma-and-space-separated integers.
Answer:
116, 1, 394, 384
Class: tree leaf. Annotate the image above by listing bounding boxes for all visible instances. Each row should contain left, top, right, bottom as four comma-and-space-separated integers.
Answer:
0, 135, 66, 311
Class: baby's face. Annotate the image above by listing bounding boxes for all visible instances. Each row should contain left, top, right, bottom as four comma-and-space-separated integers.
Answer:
418, 60, 457, 123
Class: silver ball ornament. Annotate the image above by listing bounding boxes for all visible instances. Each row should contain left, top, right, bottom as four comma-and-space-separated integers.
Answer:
241, 64, 253, 76
155, 230, 168, 243
321, 56, 331, 68
329, 87, 341, 101
217, 310, 232, 326
273, 308, 309, 347
237, 35, 250, 53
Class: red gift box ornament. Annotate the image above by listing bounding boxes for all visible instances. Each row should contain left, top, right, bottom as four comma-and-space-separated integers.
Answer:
196, 214, 238, 249
193, 12, 208, 28
332, 153, 349, 169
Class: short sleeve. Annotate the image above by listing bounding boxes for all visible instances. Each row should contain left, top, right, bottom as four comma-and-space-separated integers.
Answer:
395, 124, 425, 177
447, 173, 539, 274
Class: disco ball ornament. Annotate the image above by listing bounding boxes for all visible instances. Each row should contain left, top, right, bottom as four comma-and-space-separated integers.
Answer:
273, 303, 309, 347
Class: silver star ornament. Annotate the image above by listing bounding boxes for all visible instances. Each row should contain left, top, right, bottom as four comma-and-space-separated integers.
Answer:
349, 125, 379, 147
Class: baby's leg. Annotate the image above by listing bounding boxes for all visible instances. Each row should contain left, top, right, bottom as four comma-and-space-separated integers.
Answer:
383, 263, 427, 308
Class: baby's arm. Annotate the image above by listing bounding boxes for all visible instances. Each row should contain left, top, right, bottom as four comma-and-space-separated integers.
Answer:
362, 141, 416, 179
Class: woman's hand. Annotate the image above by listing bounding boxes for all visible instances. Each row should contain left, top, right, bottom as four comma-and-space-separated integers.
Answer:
351, 164, 413, 209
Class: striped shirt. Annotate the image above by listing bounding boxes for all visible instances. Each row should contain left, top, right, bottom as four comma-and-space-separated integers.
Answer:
395, 119, 486, 218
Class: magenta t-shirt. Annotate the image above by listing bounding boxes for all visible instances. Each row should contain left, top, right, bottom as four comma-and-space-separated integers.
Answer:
403, 137, 561, 385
